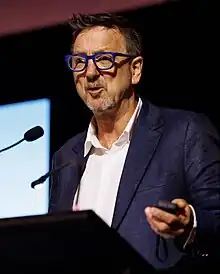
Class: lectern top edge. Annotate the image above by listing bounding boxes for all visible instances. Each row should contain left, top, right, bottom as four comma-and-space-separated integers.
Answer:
0, 210, 97, 229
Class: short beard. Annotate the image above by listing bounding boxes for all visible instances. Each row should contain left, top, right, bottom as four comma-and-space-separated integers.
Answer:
87, 98, 117, 114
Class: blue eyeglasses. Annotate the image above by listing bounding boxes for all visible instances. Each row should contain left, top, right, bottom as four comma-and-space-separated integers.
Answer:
65, 51, 135, 72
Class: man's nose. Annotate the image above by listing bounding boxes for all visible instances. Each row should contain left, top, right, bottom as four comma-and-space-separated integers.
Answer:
86, 59, 99, 81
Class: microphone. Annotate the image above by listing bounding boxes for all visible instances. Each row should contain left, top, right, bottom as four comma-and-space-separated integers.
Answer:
0, 126, 44, 153
30, 159, 80, 189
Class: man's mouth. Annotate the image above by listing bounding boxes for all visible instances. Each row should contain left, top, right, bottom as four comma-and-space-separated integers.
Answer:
87, 87, 103, 94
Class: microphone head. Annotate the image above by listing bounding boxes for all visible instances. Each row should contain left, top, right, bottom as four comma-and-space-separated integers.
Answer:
24, 126, 44, 142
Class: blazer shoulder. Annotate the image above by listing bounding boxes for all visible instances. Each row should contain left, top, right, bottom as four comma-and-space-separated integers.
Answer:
52, 130, 87, 165
152, 104, 219, 143
159, 105, 199, 122
155, 104, 213, 128
58, 131, 86, 153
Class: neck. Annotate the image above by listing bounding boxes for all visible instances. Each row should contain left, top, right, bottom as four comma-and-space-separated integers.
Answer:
94, 94, 138, 149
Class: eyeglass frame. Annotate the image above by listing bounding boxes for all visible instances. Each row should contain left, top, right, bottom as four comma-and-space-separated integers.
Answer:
65, 51, 136, 72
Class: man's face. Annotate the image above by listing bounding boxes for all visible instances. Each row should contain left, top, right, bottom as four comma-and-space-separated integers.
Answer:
72, 26, 142, 114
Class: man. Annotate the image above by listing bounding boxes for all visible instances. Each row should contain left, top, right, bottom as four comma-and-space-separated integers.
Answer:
49, 13, 220, 270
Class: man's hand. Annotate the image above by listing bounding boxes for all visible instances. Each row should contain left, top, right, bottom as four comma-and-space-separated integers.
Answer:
145, 199, 193, 239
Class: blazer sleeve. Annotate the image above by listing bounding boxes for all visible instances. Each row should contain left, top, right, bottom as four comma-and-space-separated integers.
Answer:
184, 113, 220, 255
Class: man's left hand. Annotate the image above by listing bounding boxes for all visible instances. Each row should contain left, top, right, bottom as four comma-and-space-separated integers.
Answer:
145, 199, 193, 239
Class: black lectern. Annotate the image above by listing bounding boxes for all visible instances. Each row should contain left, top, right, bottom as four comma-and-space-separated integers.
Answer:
0, 210, 156, 273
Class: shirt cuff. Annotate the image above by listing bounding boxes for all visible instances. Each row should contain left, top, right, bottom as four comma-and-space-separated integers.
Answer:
183, 204, 197, 249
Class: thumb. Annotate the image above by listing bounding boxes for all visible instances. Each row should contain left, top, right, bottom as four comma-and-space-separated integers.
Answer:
171, 199, 192, 225
171, 198, 188, 209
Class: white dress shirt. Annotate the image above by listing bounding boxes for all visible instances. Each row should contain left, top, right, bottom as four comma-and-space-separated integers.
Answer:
73, 98, 142, 226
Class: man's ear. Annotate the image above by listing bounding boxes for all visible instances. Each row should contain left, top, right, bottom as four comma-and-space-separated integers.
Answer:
131, 56, 143, 85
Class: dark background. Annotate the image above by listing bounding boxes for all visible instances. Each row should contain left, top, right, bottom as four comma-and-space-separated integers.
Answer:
0, 0, 219, 163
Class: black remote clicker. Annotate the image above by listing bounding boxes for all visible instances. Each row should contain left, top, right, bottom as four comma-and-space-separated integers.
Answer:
154, 200, 179, 215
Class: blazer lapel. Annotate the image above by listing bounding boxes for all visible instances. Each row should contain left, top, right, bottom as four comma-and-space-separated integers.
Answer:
111, 102, 164, 229
58, 132, 87, 211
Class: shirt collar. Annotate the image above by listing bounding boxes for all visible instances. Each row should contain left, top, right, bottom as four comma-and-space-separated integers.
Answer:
84, 97, 143, 156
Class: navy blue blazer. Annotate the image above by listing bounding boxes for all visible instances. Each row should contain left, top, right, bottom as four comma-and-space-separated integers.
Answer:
49, 100, 220, 270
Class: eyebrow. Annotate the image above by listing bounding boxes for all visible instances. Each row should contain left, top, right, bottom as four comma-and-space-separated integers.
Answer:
73, 49, 111, 55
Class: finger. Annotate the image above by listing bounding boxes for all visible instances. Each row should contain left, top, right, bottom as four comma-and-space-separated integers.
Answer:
149, 218, 184, 238
145, 207, 184, 232
145, 206, 186, 230
147, 207, 179, 225
145, 207, 185, 239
